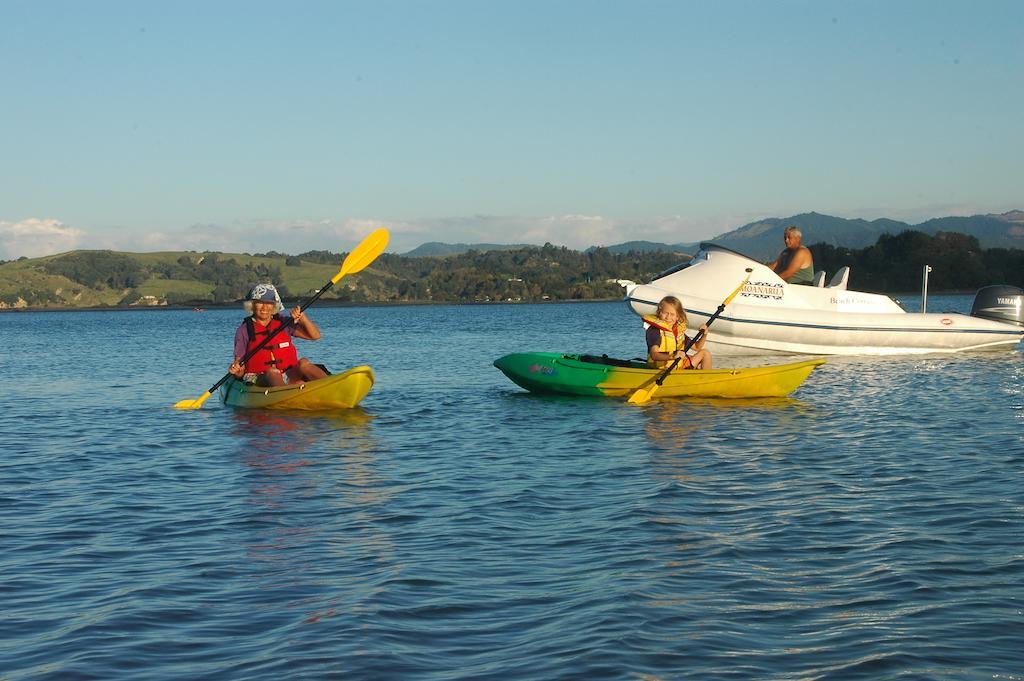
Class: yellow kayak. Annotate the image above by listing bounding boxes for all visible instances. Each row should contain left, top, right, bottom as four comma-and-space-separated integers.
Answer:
219, 365, 375, 410
493, 353, 824, 399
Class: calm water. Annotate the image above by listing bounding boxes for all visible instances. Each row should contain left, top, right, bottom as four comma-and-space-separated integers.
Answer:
1, 298, 1022, 680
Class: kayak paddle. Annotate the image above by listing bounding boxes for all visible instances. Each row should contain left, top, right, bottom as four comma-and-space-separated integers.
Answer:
627, 267, 753, 405
173, 227, 390, 410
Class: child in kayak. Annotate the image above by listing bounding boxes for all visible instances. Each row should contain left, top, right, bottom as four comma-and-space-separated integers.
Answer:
644, 295, 712, 370
228, 283, 328, 386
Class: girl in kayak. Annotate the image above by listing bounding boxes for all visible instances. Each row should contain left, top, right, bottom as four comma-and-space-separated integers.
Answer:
644, 295, 712, 370
228, 283, 328, 386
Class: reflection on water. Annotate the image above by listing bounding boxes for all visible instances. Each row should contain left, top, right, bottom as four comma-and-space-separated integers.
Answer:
641, 396, 810, 449
230, 405, 376, 434
226, 406, 400, 626
641, 400, 705, 452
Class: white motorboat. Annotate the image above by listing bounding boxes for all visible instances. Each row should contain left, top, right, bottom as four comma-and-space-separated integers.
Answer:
620, 243, 1024, 356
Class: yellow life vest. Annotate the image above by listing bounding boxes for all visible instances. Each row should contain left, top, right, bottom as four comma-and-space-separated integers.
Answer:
643, 314, 687, 368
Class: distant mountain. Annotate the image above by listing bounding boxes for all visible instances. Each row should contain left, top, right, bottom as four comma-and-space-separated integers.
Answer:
705, 210, 1024, 261
403, 211, 1024, 261
916, 211, 1024, 248
708, 212, 910, 261
404, 242, 532, 257
588, 240, 692, 255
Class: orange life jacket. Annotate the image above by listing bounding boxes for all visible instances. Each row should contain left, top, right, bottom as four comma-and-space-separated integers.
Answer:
243, 316, 299, 374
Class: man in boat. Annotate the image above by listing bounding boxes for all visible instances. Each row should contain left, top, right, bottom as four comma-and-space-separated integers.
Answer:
768, 225, 815, 284
228, 283, 328, 386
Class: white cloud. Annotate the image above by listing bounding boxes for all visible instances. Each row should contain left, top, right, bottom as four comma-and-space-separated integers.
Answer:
24, 214, 740, 257
0, 218, 84, 259
81, 218, 407, 255
20, 204, 999, 260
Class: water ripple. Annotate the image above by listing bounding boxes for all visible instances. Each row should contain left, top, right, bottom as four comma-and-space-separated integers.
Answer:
1, 304, 1022, 679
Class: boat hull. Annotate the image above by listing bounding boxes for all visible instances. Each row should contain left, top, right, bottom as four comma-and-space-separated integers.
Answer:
220, 365, 375, 410
623, 243, 1024, 356
494, 353, 824, 399
628, 283, 1023, 355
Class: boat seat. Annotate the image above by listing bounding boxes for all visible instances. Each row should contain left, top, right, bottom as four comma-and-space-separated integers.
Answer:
812, 271, 826, 287
827, 266, 850, 290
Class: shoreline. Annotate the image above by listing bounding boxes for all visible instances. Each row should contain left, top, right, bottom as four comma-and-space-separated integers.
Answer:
0, 290, 985, 314
0, 297, 629, 313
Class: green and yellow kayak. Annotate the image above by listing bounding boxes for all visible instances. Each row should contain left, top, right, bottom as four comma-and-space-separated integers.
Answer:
493, 353, 824, 399
220, 365, 375, 410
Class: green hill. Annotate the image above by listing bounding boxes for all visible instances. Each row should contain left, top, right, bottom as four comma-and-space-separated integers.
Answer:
0, 249, 393, 309
4, 226, 1023, 310
592, 241, 693, 255
0, 245, 681, 309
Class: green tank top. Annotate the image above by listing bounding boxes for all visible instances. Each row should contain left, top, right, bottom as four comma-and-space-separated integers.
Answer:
789, 263, 814, 285
777, 249, 815, 285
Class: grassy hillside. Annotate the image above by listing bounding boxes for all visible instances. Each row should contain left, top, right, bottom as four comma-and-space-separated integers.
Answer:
6, 231, 1019, 310
0, 244, 679, 310
0, 250, 392, 309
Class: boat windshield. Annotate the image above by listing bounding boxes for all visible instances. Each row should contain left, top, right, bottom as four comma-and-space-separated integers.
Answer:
652, 250, 708, 281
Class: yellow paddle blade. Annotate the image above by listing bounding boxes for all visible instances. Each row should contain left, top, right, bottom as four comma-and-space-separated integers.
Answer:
626, 383, 658, 405
332, 228, 390, 283
173, 391, 212, 410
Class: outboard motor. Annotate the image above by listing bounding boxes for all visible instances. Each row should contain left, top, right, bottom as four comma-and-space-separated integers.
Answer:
970, 285, 1024, 327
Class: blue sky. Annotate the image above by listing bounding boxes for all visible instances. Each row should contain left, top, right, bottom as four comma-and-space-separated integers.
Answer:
2, 0, 1021, 258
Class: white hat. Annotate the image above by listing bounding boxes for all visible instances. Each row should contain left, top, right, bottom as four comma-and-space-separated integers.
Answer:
243, 283, 284, 314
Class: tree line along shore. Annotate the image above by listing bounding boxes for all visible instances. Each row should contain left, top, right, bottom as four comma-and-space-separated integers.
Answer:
1, 231, 1022, 310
